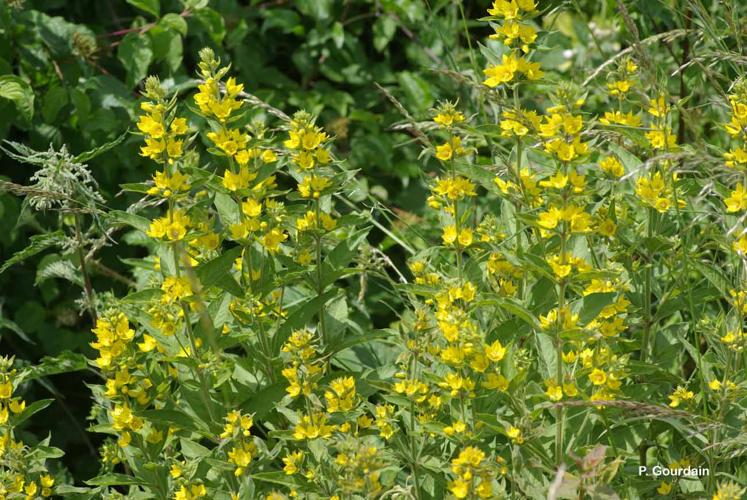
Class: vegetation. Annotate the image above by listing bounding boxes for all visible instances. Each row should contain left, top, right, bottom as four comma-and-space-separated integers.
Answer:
2, 0, 747, 498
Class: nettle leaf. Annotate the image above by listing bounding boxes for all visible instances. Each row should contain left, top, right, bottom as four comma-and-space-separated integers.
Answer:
126, 0, 160, 17
75, 130, 128, 163
117, 33, 154, 87
35, 259, 82, 287
0, 75, 34, 122
0, 230, 65, 274
23, 352, 89, 381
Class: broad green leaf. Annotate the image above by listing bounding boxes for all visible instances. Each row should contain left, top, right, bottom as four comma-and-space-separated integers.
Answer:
117, 33, 153, 87
0, 75, 34, 121
109, 210, 151, 233
194, 8, 226, 44
195, 246, 243, 297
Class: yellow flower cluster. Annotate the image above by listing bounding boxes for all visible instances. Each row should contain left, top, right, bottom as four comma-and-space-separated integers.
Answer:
448, 446, 496, 499
483, 1, 541, 87
90, 312, 135, 369
137, 87, 189, 164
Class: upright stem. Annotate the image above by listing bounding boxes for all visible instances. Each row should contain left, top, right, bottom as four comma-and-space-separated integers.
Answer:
640, 207, 654, 362
74, 214, 97, 323
315, 199, 328, 346
555, 174, 570, 465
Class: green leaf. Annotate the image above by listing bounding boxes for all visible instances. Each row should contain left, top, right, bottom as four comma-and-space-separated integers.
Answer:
117, 33, 153, 87
195, 246, 243, 297
0, 231, 65, 274
149, 26, 183, 72
160, 13, 188, 35
24, 352, 89, 380
75, 130, 128, 163
194, 8, 226, 44
138, 408, 207, 433
126, 0, 160, 17
373, 16, 397, 52
331, 22, 345, 49
13, 398, 53, 426
214, 192, 240, 225
397, 71, 433, 112
239, 382, 287, 419
85, 473, 140, 486
41, 86, 69, 123
36, 259, 82, 287
109, 210, 151, 233
0, 311, 32, 343
272, 290, 338, 352
579, 292, 616, 323
0, 75, 34, 121
251, 471, 305, 488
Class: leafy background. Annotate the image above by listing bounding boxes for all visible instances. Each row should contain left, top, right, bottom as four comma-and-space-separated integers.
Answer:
0, 0, 682, 485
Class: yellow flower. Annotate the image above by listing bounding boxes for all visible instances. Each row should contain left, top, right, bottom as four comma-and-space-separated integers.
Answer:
668, 385, 694, 407
589, 368, 607, 386
725, 183, 747, 212
645, 128, 677, 150
292, 412, 335, 440
485, 340, 506, 362
223, 166, 258, 191
283, 450, 304, 475
647, 95, 670, 117
607, 79, 632, 96
325, 376, 356, 412
506, 425, 524, 444
599, 156, 624, 177
433, 105, 465, 127
298, 175, 332, 199
657, 481, 672, 495
545, 382, 563, 401
0, 380, 12, 399
147, 210, 191, 241
261, 228, 287, 253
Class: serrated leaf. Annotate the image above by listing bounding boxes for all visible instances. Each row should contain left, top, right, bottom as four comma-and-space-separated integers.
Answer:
36, 259, 82, 286
75, 130, 128, 163
24, 352, 88, 380
0, 230, 65, 274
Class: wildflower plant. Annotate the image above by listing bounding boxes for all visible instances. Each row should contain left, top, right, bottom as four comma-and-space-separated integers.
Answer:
7, 1, 747, 499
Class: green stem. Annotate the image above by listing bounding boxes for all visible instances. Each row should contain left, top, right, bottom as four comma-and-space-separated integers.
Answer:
315, 199, 328, 346
74, 214, 97, 323
640, 207, 654, 362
